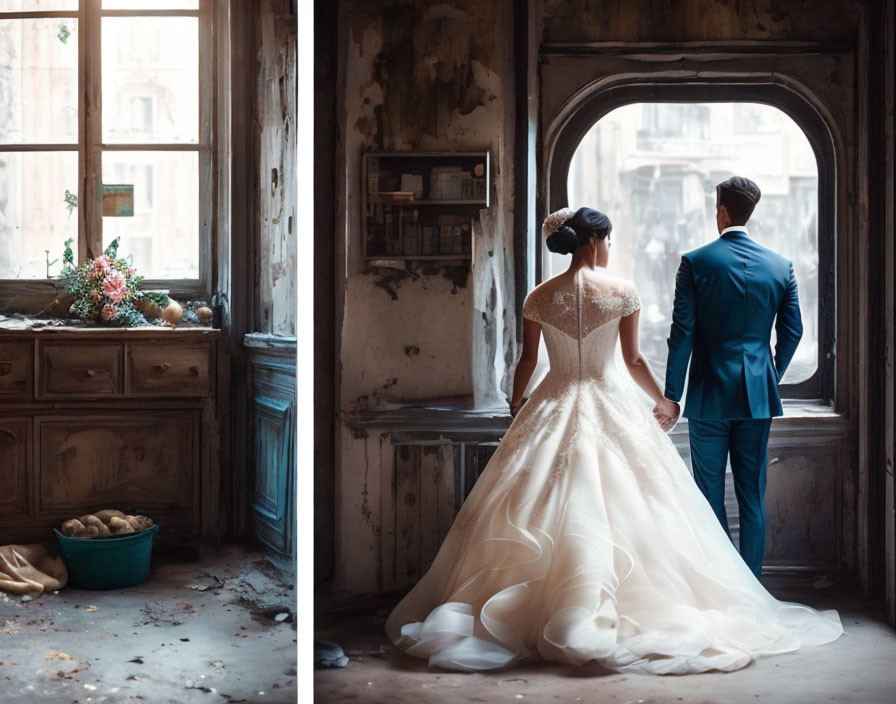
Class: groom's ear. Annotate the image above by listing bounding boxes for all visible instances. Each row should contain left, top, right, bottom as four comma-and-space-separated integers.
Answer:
718, 204, 731, 228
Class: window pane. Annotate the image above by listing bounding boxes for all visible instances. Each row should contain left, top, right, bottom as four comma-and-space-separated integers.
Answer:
0, 151, 77, 279
101, 17, 198, 143
102, 151, 198, 279
0, 1, 78, 10
0, 18, 78, 144
102, 1, 198, 8
565, 102, 819, 385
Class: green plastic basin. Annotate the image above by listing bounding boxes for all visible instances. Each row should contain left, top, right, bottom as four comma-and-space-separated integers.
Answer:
53, 524, 159, 590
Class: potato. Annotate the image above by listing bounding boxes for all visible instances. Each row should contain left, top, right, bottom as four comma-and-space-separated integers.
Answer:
61, 519, 85, 537
94, 509, 126, 523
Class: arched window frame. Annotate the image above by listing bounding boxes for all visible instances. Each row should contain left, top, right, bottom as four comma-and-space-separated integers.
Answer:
544, 83, 836, 402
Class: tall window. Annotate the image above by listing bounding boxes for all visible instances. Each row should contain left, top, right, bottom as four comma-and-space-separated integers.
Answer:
556, 102, 820, 389
0, 0, 208, 290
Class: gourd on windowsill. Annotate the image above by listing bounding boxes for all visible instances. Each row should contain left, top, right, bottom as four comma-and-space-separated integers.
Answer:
161, 298, 184, 325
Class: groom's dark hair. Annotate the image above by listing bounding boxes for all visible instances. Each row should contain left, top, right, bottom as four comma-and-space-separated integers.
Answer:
716, 176, 761, 225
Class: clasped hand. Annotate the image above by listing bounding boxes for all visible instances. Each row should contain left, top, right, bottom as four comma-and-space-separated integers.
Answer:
652, 398, 681, 432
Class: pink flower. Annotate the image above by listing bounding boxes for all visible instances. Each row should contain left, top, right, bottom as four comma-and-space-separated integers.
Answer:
94, 255, 112, 273
101, 304, 118, 321
102, 271, 127, 303
90, 292, 101, 303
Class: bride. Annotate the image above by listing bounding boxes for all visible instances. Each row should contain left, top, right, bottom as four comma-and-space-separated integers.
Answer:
384, 207, 843, 674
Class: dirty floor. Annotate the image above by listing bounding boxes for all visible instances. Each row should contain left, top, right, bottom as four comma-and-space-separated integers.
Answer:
0, 543, 297, 703
315, 576, 896, 704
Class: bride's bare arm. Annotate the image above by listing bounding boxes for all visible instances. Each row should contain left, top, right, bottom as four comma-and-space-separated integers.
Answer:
508, 317, 541, 413
619, 309, 680, 430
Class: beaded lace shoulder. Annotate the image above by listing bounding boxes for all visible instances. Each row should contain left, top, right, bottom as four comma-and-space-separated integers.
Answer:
522, 272, 640, 339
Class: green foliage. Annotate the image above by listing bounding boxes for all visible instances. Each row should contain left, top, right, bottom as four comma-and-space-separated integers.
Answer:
104, 237, 120, 260
64, 190, 78, 216
57, 22, 70, 44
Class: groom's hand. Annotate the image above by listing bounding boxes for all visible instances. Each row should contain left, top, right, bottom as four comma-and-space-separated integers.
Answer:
652, 398, 681, 432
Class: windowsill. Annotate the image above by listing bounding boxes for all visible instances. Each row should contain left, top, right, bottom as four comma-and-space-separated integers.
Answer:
0, 315, 220, 335
342, 398, 846, 433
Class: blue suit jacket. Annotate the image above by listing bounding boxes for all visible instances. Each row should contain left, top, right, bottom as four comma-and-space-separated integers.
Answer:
664, 230, 803, 420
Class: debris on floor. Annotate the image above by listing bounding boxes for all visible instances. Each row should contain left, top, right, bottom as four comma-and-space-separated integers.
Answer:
315, 639, 350, 668
0, 543, 296, 703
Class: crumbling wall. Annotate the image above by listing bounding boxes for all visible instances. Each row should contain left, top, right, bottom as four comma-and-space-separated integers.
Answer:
336, 0, 516, 412
332, 0, 517, 595
256, 0, 297, 336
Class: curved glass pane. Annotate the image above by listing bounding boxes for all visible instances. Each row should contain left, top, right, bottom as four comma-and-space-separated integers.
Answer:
563, 102, 819, 386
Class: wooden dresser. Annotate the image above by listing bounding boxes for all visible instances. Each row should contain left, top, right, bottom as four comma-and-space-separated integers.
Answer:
0, 326, 224, 545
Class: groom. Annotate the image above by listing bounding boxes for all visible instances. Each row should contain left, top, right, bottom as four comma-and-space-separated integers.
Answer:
656, 176, 803, 580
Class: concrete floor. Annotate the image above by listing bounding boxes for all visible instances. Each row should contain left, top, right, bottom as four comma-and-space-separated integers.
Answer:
0, 543, 297, 704
315, 576, 896, 704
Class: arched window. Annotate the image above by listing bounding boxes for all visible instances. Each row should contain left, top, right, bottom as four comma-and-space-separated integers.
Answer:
544, 88, 834, 400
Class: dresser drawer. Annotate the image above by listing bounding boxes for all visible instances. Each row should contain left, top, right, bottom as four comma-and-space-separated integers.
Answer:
0, 341, 32, 400
38, 343, 122, 398
125, 343, 212, 397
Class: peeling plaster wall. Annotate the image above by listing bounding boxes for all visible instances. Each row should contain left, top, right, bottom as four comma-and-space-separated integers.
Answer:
333, 0, 518, 595
256, 1, 297, 336
336, 0, 517, 413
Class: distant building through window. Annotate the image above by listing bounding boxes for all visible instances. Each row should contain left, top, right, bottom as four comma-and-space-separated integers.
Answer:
553, 102, 819, 387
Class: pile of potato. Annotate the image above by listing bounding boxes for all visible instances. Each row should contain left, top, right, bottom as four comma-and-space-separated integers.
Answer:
60, 509, 154, 539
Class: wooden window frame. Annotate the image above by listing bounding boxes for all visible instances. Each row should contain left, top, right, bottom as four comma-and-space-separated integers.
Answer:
0, 0, 214, 307
545, 84, 836, 402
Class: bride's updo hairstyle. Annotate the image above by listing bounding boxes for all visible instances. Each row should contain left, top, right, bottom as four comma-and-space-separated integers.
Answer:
544, 206, 612, 255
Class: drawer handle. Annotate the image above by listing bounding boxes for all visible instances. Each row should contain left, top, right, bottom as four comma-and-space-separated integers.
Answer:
189, 366, 199, 377
86, 369, 96, 378
0, 361, 11, 377
155, 362, 172, 371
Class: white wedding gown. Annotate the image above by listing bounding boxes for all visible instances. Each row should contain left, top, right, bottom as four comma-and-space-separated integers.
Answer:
384, 268, 843, 674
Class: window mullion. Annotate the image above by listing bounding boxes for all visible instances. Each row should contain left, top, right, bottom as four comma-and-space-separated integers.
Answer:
79, 0, 103, 263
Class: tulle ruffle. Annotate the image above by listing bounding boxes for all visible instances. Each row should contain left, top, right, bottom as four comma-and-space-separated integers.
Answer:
384, 365, 843, 674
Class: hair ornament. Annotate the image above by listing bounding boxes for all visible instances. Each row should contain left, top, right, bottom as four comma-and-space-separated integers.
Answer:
542, 207, 576, 240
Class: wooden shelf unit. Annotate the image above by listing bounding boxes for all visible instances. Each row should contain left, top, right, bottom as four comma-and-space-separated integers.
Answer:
363, 152, 491, 261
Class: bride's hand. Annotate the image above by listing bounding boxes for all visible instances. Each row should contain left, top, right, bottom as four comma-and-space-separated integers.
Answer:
653, 398, 680, 431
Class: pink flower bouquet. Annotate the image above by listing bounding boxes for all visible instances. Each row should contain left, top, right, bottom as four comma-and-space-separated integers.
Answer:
59, 237, 169, 326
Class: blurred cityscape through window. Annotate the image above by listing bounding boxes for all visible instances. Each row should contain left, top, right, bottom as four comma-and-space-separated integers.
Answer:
553, 102, 819, 386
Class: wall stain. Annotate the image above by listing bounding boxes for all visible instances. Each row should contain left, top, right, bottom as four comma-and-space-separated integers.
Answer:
542, 0, 858, 44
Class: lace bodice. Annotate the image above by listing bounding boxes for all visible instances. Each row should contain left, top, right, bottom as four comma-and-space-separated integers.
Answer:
522, 269, 640, 380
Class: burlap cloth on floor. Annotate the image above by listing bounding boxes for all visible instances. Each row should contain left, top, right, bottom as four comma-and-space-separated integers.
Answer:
0, 544, 67, 596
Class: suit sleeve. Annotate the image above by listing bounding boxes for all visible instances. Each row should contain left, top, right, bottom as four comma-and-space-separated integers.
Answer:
664, 256, 696, 402
774, 262, 803, 382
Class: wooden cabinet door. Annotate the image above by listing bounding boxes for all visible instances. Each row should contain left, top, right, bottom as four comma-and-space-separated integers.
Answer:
0, 418, 29, 519
36, 412, 199, 535
247, 342, 296, 559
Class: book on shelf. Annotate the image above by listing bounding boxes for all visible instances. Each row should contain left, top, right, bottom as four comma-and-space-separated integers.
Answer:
430, 166, 473, 200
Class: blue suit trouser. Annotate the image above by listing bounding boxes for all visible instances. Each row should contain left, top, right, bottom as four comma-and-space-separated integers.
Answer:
687, 418, 772, 580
